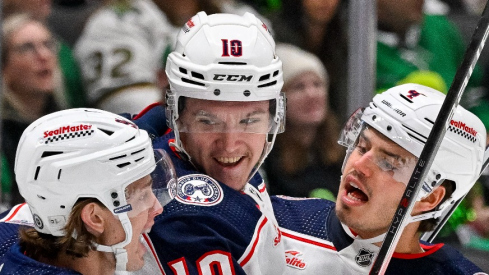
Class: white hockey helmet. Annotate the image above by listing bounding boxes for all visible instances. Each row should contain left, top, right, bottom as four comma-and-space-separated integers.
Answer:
165, 11, 285, 164
15, 108, 176, 270
339, 84, 486, 221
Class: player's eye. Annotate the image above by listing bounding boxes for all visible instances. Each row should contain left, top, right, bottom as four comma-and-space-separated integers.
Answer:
240, 117, 260, 125
355, 137, 368, 155
197, 118, 217, 125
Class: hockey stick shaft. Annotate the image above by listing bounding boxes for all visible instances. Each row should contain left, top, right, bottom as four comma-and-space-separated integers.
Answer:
370, 3, 489, 274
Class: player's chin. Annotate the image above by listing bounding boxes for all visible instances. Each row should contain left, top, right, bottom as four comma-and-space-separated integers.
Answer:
126, 251, 146, 272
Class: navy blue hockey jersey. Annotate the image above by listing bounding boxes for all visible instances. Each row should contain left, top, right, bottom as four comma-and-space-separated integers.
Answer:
0, 243, 81, 275
0, 204, 82, 274
141, 132, 286, 274
271, 196, 487, 274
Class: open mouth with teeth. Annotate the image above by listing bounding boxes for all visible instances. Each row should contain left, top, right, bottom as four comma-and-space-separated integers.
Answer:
216, 156, 243, 166
345, 182, 368, 202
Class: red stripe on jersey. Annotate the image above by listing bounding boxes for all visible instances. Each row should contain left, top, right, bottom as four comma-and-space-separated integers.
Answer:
133, 102, 162, 120
240, 217, 268, 267
392, 243, 444, 259
281, 231, 337, 251
143, 233, 166, 274
4, 203, 26, 222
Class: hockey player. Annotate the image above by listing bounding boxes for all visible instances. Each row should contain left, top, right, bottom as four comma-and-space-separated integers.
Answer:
0, 108, 176, 274
272, 83, 488, 274
134, 11, 288, 274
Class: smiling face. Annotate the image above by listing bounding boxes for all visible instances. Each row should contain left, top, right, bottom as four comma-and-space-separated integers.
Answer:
336, 127, 416, 239
177, 98, 269, 190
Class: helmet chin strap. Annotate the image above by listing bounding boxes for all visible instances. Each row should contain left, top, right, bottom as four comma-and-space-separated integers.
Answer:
246, 125, 279, 187
94, 212, 133, 271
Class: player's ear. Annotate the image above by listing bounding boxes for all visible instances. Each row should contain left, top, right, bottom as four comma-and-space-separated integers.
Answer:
80, 202, 107, 237
415, 186, 446, 213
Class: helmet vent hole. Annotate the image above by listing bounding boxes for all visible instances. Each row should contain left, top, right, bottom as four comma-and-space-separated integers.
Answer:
135, 157, 144, 162
179, 67, 187, 74
191, 71, 204, 80
182, 78, 206, 87
218, 62, 247, 65
60, 205, 65, 209
214, 89, 221, 96
57, 169, 62, 180
259, 74, 270, 81
407, 132, 426, 144
125, 136, 135, 143
41, 151, 63, 158
99, 128, 114, 136
400, 94, 414, 103
387, 125, 392, 131
257, 80, 277, 88
273, 70, 279, 77
109, 154, 127, 161
243, 90, 251, 97
372, 115, 377, 121
34, 166, 41, 180
37, 195, 46, 200
117, 162, 131, 168
424, 117, 435, 125
131, 148, 145, 155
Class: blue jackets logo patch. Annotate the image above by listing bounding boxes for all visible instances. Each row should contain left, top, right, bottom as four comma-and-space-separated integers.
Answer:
175, 174, 223, 206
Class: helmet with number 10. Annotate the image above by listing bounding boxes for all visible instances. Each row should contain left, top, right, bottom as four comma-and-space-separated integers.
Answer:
165, 11, 285, 176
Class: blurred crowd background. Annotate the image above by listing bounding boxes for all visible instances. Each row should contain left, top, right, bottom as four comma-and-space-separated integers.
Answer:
0, 0, 488, 271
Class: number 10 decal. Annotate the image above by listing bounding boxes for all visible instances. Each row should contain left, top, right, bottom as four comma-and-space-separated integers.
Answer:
168, 251, 236, 275
222, 39, 242, 57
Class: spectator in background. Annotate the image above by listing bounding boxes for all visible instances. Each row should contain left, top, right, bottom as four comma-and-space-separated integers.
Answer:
1, 14, 63, 207
269, 0, 349, 120
74, 0, 175, 114
3, 0, 87, 109
263, 43, 344, 200
74, 0, 272, 114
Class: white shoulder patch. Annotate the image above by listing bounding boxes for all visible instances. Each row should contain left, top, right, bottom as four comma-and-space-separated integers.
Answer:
175, 174, 224, 206
0, 203, 33, 226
